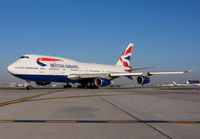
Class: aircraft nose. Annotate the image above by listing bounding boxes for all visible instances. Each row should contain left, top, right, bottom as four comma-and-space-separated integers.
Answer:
7, 64, 15, 74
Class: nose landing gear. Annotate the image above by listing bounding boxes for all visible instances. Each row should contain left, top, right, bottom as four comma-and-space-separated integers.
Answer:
24, 81, 32, 90
26, 86, 32, 90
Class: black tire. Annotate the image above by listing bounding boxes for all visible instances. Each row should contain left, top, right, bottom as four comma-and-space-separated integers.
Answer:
78, 85, 85, 88
26, 86, 32, 90
64, 85, 72, 88
87, 85, 99, 89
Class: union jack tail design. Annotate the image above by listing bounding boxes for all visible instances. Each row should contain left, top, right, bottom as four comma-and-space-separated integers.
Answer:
116, 43, 134, 70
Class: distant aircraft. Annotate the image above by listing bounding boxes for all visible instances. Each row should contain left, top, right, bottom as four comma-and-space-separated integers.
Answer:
7, 43, 192, 90
172, 80, 200, 87
172, 81, 188, 87
186, 80, 200, 86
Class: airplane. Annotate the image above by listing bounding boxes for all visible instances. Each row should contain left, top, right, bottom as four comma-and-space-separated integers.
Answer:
172, 80, 200, 87
186, 80, 200, 86
172, 81, 188, 87
7, 43, 192, 90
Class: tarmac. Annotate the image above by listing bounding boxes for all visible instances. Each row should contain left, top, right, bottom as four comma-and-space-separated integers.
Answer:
0, 87, 200, 139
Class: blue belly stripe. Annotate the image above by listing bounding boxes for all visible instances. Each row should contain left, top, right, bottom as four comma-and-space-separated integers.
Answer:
13, 74, 78, 83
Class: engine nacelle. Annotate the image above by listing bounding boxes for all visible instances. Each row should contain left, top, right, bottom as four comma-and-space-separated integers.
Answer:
35, 81, 51, 86
94, 78, 111, 87
136, 76, 150, 85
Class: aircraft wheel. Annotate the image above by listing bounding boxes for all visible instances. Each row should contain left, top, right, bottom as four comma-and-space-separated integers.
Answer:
26, 86, 32, 90
87, 85, 99, 89
78, 85, 86, 88
64, 85, 72, 88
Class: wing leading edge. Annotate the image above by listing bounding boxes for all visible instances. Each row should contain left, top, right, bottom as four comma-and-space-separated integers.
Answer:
68, 69, 193, 80
110, 68, 193, 77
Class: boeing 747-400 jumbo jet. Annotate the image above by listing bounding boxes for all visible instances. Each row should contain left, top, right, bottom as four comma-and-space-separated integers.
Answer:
7, 43, 192, 89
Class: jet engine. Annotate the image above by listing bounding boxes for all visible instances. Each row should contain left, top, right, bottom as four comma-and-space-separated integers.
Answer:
136, 76, 150, 85
94, 78, 111, 87
35, 81, 51, 86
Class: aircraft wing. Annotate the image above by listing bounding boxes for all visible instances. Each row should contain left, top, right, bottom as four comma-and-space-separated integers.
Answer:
68, 69, 192, 80
110, 69, 192, 77
68, 73, 142, 80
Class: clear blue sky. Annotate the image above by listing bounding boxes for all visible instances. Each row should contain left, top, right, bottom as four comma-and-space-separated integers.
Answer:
0, 0, 200, 84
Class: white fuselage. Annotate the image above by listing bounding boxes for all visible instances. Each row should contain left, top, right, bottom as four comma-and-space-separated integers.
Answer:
7, 54, 126, 83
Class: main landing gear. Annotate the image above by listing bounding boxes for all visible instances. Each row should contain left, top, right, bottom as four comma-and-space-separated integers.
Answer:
77, 83, 99, 89
64, 83, 72, 88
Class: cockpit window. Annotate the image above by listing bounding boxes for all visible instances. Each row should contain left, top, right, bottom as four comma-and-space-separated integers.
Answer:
20, 56, 29, 59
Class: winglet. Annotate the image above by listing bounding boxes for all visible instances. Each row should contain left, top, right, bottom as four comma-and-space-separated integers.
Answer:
184, 68, 193, 73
